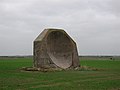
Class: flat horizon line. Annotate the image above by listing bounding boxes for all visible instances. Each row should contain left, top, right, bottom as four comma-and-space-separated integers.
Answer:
0, 55, 120, 57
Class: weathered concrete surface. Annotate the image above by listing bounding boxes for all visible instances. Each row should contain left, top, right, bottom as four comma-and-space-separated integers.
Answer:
34, 28, 80, 69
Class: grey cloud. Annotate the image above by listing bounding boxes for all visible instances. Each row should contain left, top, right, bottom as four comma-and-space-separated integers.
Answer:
0, 0, 120, 56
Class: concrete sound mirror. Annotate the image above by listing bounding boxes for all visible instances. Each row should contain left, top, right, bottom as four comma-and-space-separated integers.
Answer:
33, 28, 80, 69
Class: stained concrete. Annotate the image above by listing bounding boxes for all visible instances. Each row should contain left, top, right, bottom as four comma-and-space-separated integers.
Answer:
33, 28, 80, 69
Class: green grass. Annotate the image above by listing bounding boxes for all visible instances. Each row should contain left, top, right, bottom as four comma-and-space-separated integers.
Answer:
0, 58, 120, 90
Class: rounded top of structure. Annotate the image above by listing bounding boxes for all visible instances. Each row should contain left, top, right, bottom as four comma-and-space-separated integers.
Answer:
34, 28, 74, 43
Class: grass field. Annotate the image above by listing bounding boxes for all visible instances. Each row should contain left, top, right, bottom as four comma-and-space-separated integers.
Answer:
0, 57, 120, 90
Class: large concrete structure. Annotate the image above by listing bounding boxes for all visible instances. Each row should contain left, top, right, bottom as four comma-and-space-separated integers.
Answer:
33, 28, 80, 69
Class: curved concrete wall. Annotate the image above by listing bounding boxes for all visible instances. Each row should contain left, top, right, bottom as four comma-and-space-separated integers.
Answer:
34, 29, 80, 69
47, 31, 73, 69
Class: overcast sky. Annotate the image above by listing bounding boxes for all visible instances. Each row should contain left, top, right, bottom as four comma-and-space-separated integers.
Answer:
0, 0, 120, 56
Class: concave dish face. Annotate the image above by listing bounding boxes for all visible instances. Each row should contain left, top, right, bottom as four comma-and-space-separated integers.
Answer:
47, 31, 73, 69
